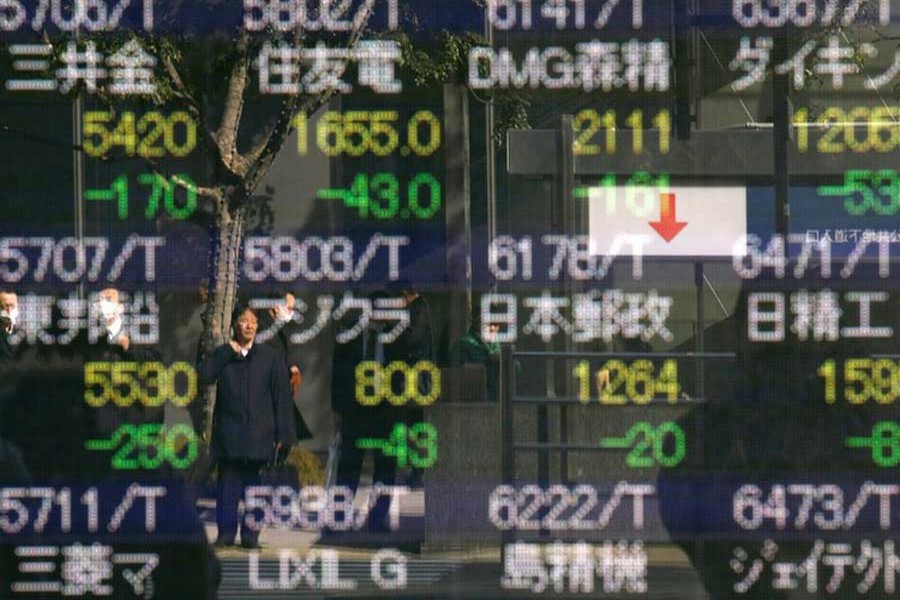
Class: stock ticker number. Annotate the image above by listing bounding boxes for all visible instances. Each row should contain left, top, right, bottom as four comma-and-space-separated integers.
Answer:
85, 423, 199, 470
846, 422, 900, 468
294, 110, 441, 157
573, 109, 671, 156
86, 173, 197, 220
599, 421, 686, 469
84, 362, 197, 407
818, 359, 900, 405
572, 359, 681, 404
83, 111, 197, 158
317, 172, 441, 220
818, 169, 900, 216
356, 422, 438, 469
794, 107, 900, 154
355, 360, 441, 406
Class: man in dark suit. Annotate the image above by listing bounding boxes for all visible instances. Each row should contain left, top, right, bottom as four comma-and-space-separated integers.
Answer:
198, 304, 298, 549
329, 302, 400, 534
265, 292, 312, 442
386, 285, 435, 491
87, 288, 164, 446
0, 290, 30, 481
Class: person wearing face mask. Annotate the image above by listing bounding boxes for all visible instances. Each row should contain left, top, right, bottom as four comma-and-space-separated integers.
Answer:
78, 288, 164, 475
265, 292, 312, 443
0, 290, 19, 361
198, 304, 298, 549
0, 290, 31, 481
95, 287, 135, 357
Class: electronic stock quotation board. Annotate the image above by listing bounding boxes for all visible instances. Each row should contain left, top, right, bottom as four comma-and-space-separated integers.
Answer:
2, 1, 900, 598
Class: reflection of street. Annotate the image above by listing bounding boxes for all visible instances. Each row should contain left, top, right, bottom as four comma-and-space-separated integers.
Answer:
201, 489, 709, 598
213, 544, 705, 598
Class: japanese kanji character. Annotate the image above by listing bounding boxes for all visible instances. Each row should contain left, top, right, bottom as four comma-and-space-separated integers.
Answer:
867, 48, 900, 90
113, 553, 159, 596
106, 39, 158, 96
841, 291, 893, 338
814, 36, 876, 89
823, 543, 854, 593
5, 43, 56, 92
57, 42, 107, 94
775, 39, 817, 89
258, 42, 302, 94
302, 42, 352, 94
790, 289, 841, 342
600, 290, 625, 342
61, 543, 113, 596
806, 229, 820, 244
642, 39, 671, 91
748, 292, 786, 342
124, 291, 159, 345
575, 41, 621, 91
730, 540, 779, 594
373, 296, 409, 344
596, 541, 647, 593
11, 546, 61, 594
88, 290, 113, 344
356, 40, 402, 94
56, 292, 89, 345
834, 229, 847, 244
568, 542, 595, 593
598, 290, 651, 342
572, 291, 603, 343
621, 39, 643, 91
481, 293, 518, 343
641, 290, 674, 342
501, 542, 548, 592
290, 296, 335, 345
545, 542, 568, 593
729, 36, 773, 91
522, 291, 572, 342
620, 292, 645, 339
11, 293, 55, 345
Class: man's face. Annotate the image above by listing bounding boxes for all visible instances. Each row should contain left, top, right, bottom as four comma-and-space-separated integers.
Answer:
97, 288, 123, 322
234, 310, 258, 345
0, 292, 18, 328
0, 292, 18, 314
484, 322, 500, 339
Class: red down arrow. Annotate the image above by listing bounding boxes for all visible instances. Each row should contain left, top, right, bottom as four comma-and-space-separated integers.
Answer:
649, 193, 688, 242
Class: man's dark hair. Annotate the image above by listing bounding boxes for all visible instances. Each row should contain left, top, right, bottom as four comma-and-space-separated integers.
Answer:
230, 303, 258, 326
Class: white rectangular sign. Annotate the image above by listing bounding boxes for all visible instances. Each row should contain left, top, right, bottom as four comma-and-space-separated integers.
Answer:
588, 184, 748, 257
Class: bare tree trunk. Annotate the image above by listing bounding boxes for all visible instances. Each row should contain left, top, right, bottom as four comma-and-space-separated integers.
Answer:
196, 202, 245, 445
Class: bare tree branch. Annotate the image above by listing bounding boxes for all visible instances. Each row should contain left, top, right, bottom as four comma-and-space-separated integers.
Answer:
243, 7, 376, 193
160, 52, 222, 159
215, 32, 252, 175
138, 154, 223, 203
160, 52, 202, 119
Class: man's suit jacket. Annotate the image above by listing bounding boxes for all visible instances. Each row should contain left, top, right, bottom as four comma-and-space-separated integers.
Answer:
198, 343, 298, 461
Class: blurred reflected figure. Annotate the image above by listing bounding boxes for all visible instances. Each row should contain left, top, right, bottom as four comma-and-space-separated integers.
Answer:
450, 312, 501, 401
0, 290, 18, 360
